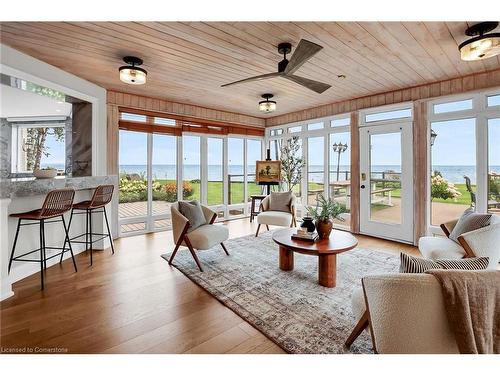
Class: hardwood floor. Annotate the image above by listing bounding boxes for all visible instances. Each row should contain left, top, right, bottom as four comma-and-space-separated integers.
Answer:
0, 219, 418, 354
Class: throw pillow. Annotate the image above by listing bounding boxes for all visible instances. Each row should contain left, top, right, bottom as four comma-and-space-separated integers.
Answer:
269, 192, 293, 212
449, 207, 492, 243
399, 252, 489, 273
178, 200, 206, 232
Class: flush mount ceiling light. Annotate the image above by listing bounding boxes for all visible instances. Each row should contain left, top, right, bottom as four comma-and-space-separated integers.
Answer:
258, 93, 277, 113
459, 22, 500, 61
119, 56, 147, 85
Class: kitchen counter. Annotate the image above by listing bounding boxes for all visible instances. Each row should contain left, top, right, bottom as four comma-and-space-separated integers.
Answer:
1, 175, 118, 300
0, 175, 118, 198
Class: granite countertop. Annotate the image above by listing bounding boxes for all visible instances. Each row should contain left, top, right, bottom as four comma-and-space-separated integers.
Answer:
0, 175, 118, 199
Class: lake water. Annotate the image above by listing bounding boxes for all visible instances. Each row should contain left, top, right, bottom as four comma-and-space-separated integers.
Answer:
44, 162, 499, 185
116, 164, 500, 184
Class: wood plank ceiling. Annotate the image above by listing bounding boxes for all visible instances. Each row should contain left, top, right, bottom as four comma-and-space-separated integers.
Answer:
1, 22, 499, 118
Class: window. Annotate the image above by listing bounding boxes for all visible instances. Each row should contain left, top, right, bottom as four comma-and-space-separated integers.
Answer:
488, 118, 500, 215
433, 99, 473, 114
228, 138, 245, 207
121, 112, 147, 122
269, 128, 283, 136
154, 117, 176, 126
247, 139, 262, 201
12, 123, 66, 174
331, 117, 350, 128
307, 122, 323, 131
269, 139, 282, 161
207, 137, 223, 206
365, 108, 412, 123
307, 137, 324, 205
487, 95, 500, 107
183, 135, 201, 201
329, 132, 351, 227
288, 125, 302, 133
430, 118, 476, 226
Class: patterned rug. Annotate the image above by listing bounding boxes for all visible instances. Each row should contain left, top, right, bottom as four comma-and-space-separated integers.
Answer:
161, 230, 400, 354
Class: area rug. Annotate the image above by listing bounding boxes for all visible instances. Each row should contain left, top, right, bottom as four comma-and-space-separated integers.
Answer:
161, 230, 400, 354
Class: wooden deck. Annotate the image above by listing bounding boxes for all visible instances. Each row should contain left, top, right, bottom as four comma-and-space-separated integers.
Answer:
119, 201, 173, 233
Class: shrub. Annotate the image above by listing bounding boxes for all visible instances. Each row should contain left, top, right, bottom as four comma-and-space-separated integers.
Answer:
431, 171, 461, 201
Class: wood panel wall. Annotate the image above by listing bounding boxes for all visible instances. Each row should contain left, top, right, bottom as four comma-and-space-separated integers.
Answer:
413, 101, 428, 243
107, 91, 265, 128
107, 105, 119, 175
266, 69, 500, 127
349, 112, 360, 234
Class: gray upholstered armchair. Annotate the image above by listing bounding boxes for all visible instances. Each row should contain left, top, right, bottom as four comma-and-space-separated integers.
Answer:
168, 202, 229, 271
255, 192, 297, 237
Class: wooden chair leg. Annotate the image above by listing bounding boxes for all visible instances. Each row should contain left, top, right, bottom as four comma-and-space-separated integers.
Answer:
265, 225, 270, 231
184, 236, 203, 272
168, 241, 182, 265
345, 310, 369, 349
220, 242, 229, 256
255, 224, 261, 237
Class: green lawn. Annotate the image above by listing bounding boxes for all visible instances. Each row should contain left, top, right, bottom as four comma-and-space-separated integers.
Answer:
382, 183, 473, 205
120, 178, 264, 204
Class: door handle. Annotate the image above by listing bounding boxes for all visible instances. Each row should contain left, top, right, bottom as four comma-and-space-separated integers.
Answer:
360, 185, 365, 189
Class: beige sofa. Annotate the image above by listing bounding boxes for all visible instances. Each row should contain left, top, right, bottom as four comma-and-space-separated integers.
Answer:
418, 216, 500, 269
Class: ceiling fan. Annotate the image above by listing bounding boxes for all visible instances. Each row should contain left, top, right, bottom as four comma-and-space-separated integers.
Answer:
221, 39, 331, 94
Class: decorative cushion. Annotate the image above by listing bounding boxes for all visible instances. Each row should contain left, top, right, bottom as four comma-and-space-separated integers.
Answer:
257, 210, 292, 226
399, 253, 489, 273
268, 192, 292, 212
449, 207, 492, 243
185, 224, 229, 250
178, 200, 206, 232
418, 236, 466, 260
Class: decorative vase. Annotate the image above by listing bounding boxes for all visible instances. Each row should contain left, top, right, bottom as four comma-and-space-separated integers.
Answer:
300, 217, 316, 233
316, 219, 333, 239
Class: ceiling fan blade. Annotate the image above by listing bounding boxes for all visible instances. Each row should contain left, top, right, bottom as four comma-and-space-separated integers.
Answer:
284, 39, 323, 75
284, 75, 331, 94
221, 72, 282, 87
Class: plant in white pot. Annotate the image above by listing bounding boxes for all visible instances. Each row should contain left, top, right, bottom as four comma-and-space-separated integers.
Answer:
306, 195, 346, 239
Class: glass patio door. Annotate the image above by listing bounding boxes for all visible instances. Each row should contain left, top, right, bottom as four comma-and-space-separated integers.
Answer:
359, 122, 414, 243
119, 130, 177, 236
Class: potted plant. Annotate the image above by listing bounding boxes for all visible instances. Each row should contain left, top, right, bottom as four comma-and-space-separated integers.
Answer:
33, 167, 58, 179
306, 195, 346, 239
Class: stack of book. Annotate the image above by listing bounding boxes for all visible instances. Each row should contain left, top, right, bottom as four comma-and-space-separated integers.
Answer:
291, 229, 319, 242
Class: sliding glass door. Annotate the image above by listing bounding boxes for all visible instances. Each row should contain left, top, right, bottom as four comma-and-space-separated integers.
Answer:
207, 137, 224, 207
119, 130, 149, 234
152, 134, 177, 230
183, 135, 201, 201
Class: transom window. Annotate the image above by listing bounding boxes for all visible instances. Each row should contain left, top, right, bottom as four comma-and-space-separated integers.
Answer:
364, 108, 412, 123
433, 99, 473, 114
288, 125, 302, 133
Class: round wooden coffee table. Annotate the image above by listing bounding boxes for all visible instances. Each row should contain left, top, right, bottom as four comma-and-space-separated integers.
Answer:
272, 228, 358, 288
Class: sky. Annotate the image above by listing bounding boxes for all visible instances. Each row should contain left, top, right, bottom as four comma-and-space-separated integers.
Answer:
117, 119, 500, 167
40, 131, 66, 165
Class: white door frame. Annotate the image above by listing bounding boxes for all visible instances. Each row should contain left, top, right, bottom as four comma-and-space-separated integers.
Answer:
359, 122, 414, 243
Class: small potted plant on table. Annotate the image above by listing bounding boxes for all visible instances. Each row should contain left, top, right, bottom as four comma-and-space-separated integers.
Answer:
306, 195, 346, 239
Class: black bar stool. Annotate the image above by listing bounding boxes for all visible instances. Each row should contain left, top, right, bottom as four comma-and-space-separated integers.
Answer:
62, 185, 115, 265
8, 188, 77, 290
